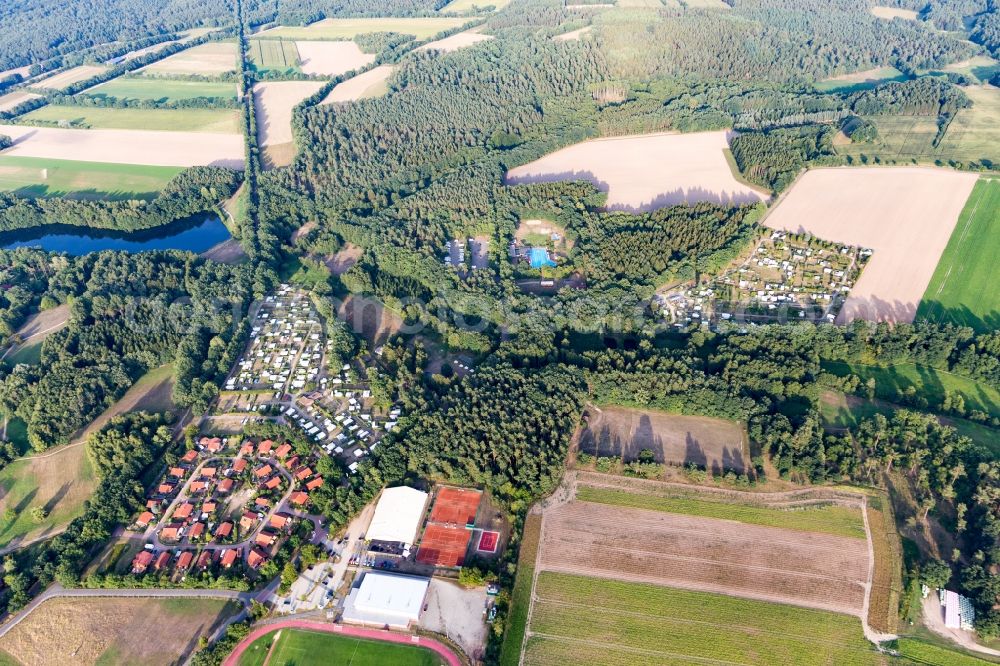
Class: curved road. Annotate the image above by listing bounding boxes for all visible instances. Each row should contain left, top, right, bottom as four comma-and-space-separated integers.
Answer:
221, 619, 463, 666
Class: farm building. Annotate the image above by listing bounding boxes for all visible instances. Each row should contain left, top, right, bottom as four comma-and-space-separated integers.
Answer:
941, 589, 976, 631
342, 572, 430, 629
367, 486, 429, 548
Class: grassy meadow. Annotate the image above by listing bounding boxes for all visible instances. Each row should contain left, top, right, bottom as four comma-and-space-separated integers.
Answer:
237, 629, 446, 666
83, 77, 237, 102
917, 178, 1000, 331
260, 17, 470, 41
22, 105, 241, 133
523, 572, 884, 666
575, 485, 867, 538
0, 155, 181, 200
814, 66, 908, 93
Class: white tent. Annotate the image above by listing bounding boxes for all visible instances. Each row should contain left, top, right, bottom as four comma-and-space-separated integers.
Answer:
366, 486, 428, 545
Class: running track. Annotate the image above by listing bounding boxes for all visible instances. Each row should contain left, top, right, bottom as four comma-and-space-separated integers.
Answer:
221, 620, 463, 666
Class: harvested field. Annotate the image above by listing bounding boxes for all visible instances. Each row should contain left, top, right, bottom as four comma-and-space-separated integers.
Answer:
296, 41, 375, 76
140, 42, 239, 76
764, 167, 979, 324
416, 30, 494, 53
579, 405, 746, 472
871, 5, 918, 20
505, 131, 767, 212
523, 572, 886, 666
0, 123, 245, 168
258, 18, 470, 41
934, 86, 1000, 164
0, 442, 96, 549
0, 155, 182, 200
0, 91, 40, 113
254, 81, 325, 169
552, 26, 593, 41
83, 77, 237, 102
0, 597, 235, 666
321, 65, 397, 104
32, 65, 107, 91
23, 105, 241, 133
538, 499, 870, 615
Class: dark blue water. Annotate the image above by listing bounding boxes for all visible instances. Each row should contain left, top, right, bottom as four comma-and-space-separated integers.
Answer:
0, 214, 231, 255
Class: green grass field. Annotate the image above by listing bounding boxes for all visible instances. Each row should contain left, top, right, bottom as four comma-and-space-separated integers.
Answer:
575, 485, 867, 539
0, 412, 28, 454
524, 572, 884, 666
248, 39, 300, 72
237, 629, 445, 666
814, 66, 908, 93
500, 513, 541, 666
22, 105, 241, 133
261, 17, 470, 40
917, 179, 1000, 332
83, 77, 237, 102
0, 155, 182, 200
822, 360, 1000, 422
895, 638, 997, 665
3, 341, 41, 365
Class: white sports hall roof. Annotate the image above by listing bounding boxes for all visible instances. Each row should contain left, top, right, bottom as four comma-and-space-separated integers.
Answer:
366, 486, 428, 545
343, 572, 430, 628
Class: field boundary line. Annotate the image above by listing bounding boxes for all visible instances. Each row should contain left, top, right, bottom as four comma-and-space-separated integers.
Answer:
529, 632, 751, 666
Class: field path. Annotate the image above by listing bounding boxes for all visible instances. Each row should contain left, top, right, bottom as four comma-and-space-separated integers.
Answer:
859, 494, 897, 644
220, 619, 463, 666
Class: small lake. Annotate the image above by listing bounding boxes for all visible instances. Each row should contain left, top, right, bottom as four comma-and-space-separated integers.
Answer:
0, 214, 231, 255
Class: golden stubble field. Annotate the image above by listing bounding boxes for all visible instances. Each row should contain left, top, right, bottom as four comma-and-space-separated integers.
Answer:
764, 167, 979, 324
295, 41, 374, 76
321, 65, 397, 104
505, 130, 768, 212
254, 80, 326, 168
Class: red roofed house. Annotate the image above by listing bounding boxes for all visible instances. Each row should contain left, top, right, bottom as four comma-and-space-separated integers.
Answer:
173, 503, 194, 521
255, 530, 277, 548
306, 477, 324, 491
294, 467, 313, 481
286, 455, 300, 470
201, 467, 218, 478
269, 513, 290, 530
290, 491, 309, 507
275, 443, 292, 459
253, 464, 273, 479
239, 511, 257, 531
240, 441, 254, 456
215, 521, 233, 539
197, 550, 213, 570
205, 437, 223, 453
169, 467, 186, 478
157, 483, 175, 495
145, 499, 161, 511
136, 511, 155, 527
189, 481, 208, 494
132, 550, 155, 574
247, 548, 267, 569
160, 525, 182, 541
232, 458, 247, 473
263, 475, 281, 490
218, 478, 234, 493
189, 522, 205, 541
221, 549, 238, 568
181, 450, 198, 464
176, 551, 193, 571
258, 439, 274, 455
254, 497, 271, 509
154, 551, 172, 571
202, 501, 217, 514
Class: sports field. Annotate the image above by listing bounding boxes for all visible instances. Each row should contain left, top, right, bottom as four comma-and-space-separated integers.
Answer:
84, 77, 237, 102
258, 17, 470, 40
0, 442, 96, 549
0, 155, 182, 199
22, 105, 241, 133
248, 39, 300, 72
237, 629, 446, 666
523, 572, 884, 666
822, 360, 1000, 421
917, 179, 1000, 331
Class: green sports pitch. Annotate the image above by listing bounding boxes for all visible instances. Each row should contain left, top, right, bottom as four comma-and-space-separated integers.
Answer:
237, 629, 446, 666
0, 155, 181, 200
917, 178, 1000, 332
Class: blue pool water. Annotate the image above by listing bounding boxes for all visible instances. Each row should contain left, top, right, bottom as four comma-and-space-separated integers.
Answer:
0, 214, 230, 255
528, 247, 556, 269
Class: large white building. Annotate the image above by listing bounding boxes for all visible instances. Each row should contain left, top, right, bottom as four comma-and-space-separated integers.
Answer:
342, 572, 430, 628
366, 486, 429, 546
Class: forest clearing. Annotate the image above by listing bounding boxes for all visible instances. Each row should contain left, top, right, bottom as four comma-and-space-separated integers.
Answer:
0, 155, 182, 200
504, 131, 768, 212
295, 41, 374, 76
321, 65, 397, 104
537, 494, 870, 615
254, 81, 326, 168
0, 124, 245, 168
258, 17, 471, 41
870, 6, 919, 20
764, 167, 979, 324
552, 26, 593, 41
21, 105, 242, 133
522, 572, 885, 666
0, 597, 237, 666
416, 30, 494, 53
814, 66, 907, 92
578, 405, 747, 472
31, 65, 107, 91
139, 42, 239, 76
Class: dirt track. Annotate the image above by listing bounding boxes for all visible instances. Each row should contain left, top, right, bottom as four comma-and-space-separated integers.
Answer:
505, 131, 767, 212
539, 499, 869, 616
764, 167, 978, 324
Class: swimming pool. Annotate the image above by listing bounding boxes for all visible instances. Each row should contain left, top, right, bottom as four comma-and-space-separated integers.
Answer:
528, 246, 556, 269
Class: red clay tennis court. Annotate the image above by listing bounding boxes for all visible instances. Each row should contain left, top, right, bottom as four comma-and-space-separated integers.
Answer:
416, 523, 471, 567
477, 530, 500, 553
429, 487, 482, 526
